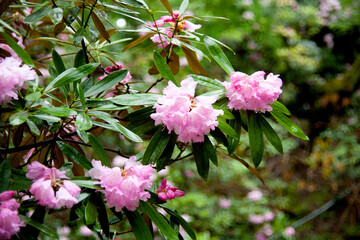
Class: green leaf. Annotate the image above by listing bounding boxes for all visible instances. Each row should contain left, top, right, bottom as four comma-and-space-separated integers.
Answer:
70, 179, 102, 190
76, 83, 86, 109
74, 49, 86, 67
76, 129, 89, 143
75, 112, 92, 131
153, 51, 178, 86
140, 201, 178, 240
0, 159, 11, 192
210, 128, 228, 147
84, 70, 127, 97
87, 133, 111, 167
189, 74, 225, 90
156, 134, 176, 171
192, 142, 210, 181
270, 111, 309, 140
19, 214, 58, 239
179, 0, 189, 17
160, 0, 173, 14
32, 114, 61, 122
270, 100, 291, 116
163, 207, 197, 240
24, 5, 52, 24
248, 111, 264, 167
25, 92, 41, 102
50, 7, 63, 24
111, 93, 159, 106
85, 195, 98, 225
0, 31, 34, 67
123, 209, 153, 240
213, 106, 233, 120
57, 142, 92, 170
142, 128, 171, 165
258, 115, 283, 154
227, 111, 241, 154
52, 49, 66, 74
40, 107, 77, 117
123, 106, 155, 122
204, 136, 218, 166
94, 192, 110, 237
44, 63, 99, 92
204, 36, 234, 75
26, 119, 40, 136
9, 111, 29, 126
73, 28, 84, 46
217, 118, 238, 139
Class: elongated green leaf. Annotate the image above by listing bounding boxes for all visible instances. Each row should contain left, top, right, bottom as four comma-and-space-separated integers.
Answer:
0, 159, 11, 192
213, 106, 233, 120
57, 142, 92, 170
19, 215, 58, 238
45, 63, 99, 92
156, 134, 176, 171
248, 111, 264, 167
227, 111, 241, 154
123, 106, 155, 122
204, 136, 217, 166
217, 119, 238, 139
153, 51, 178, 86
189, 74, 225, 90
87, 133, 111, 167
32, 114, 61, 122
70, 179, 102, 189
140, 202, 178, 240
75, 112, 92, 131
0, 31, 34, 67
94, 192, 110, 237
26, 119, 40, 135
24, 5, 52, 24
85, 195, 98, 225
179, 0, 189, 17
160, 0, 173, 14
124, 209, 153, 240
84, 70, 127, 97
210, 127, 228, 147
52, 49, 66, 74
270, 100, 291, 115
74, 49, 86, 67
25, 92, 41, 102
10, 111, 29, 126
258, 115, 283, 154
50, 7, 63, 24
143, 128, 171, 165
192, 142, 209, 181
111, 93, 159, 106
76, 83, 86, 109
40, 107, 77, 117
163, 207, 197, 240
204, 36, 234, 75
270, 111, 309, 140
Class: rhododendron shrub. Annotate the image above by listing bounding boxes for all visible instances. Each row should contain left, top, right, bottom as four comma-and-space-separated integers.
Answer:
0, 0, 308, 239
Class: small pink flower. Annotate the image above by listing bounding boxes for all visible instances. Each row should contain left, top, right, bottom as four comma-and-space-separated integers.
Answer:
26, 162, 81, 209
284, 226, 295, 236
156, 178, 185, 201
218, 198, 232, 209
263, 212, 275, 222
150, 77, 223, 143
89, 157, 154, 211
80, 225, 93, 237
247, 190, 263, 201
248, 214, 264, 225
97, 64, 132, 97
0, 191, 24, 239
223, 71, 282, 112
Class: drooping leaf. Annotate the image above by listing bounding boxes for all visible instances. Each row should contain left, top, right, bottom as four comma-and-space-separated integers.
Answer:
148, 46, 179, 75
57, 142, 92, 170
76, 83, 86, 109
270, 110, 309, 140
163, 207, 197, 240
24, 5, 52, 24
25, 92, 41, 102
40, 107, 77, 117
74, 49, 86, 67
70, 179, 102, 190
26, 119, 40, 136
87, 133, 111, 167
19, 214, 58, 239
204, 36, 234, 75
160, 0, 173, 14
32, 114, 61, 122
73, 27, 84, 46
140, 201, 178, 240
52, 49, 66, 74
217, 118, 238, 139
210, 127, 228, 147
122, 32, 155, 52
153, 51, 178, 86
84, 70, 127, 97
85, 194, 98, 225
9, 111, 29, 126
248, 111, 264, 167
75, 112, 92, 131
178, 0, 189, 17
189, 74, 225, 90
142, 128, 171, 165
123, 106, 155, 122
181, 46, 207, 76
94, 192, 110, 237
270, 100, 291, 115
91, 12, 111, 43
204, 136, 218, 166
111, 93, 159, 106
258, 115, 283, 154
0, 159, 11, 193
156, 134, 176, 171
124, 209, 153, 240
192, 142, 209, 181
227, 111, 241, 154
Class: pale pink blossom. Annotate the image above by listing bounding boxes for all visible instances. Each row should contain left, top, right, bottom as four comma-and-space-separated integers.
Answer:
80, 225, 93, 237
247, 190, 263, 201
248, 214, 264, 225
255, 224, 273, 240
156, 178, 185, 201
0, 56, 36, 104
218, 198, 232, 209
263, 211, 275, 222
26, 162, 81, 209
89, 157, 154, 211
284, 226, 295, 236
223, 71, 282, 112
0, 191, 23, 239
151, 77, 223, 143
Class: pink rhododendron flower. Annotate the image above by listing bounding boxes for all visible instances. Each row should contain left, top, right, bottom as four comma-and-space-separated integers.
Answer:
156, 178, 184, 201
248, 214, 265, 225
89, 156, 154, 211
255, 224, 273, 240
223, 71, 282, 112
247, 189, 263, 201
150, 77, 223, 143
218, 198, 232, 209
97, 64, 132, 97
284, 226, 295, 236
0, 191, 23, 239
151, 10, 201, 48
26, 162, 81, 209
263, 211, 275, 222
0, 56, 36, 104
79, 225, 93, 237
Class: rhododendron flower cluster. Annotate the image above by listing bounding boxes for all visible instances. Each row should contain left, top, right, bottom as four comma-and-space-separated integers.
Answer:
26, 162, 81, 209
223, 71, 282, 112
0, 191, 23, 239
150, 77, 223, 143
89, 156, 153, 211
156, 178, 185, 201
151, 10, 201, 48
